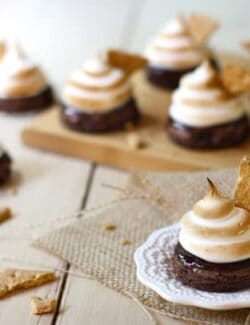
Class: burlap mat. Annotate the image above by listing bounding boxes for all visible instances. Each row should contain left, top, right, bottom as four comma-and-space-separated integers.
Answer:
33, 167, 250, 325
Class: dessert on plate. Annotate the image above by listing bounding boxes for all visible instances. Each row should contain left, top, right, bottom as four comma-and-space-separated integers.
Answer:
174, 177, 250, 292
0, 43, 54, 113
61, 55, 139, 133
145, 14, 218, 90
0, 143, 12, 185
166, 60, 249, 149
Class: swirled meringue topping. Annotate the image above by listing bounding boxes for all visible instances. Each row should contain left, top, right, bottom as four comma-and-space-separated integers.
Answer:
63, 56, 132, 112
0, 143, 4, 158
179, 179, 250, 263
145, 16, 206, 70
169, 61, 246, 127
0, 44, 47, 98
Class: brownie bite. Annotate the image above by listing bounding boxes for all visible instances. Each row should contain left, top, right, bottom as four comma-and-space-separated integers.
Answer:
61, 56, 139, 133
166, 61, 249, 149
173, 178, 250, 292
145, 16, 217, 90
0, 43, 54, 113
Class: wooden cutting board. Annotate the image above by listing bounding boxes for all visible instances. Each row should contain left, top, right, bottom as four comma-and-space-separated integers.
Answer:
22, 59, 250, 172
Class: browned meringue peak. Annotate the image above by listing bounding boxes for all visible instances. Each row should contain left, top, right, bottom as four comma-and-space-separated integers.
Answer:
179, 60, 234, 106
145, 16, 206, 70
180, 179, 250, 262
64, 56, 132, 112
0, 43, 47, 98
193, 178, 234, 219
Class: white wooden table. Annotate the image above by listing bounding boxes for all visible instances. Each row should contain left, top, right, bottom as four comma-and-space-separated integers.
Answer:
0, 1, 249, 324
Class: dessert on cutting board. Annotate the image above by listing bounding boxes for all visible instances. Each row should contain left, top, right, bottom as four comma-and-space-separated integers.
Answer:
61, 55, 140, 133
145, 14, 218, 90
0, 42, 54, 113
166, 60, 249, 149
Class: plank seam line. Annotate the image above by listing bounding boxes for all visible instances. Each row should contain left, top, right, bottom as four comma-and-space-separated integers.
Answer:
51, 163, 96, 325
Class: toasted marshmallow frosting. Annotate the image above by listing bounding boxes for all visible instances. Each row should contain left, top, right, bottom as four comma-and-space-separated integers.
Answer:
179, 179, 250, 263
0, 44, 47, 98
63, 57, 132, 112
145, 16, 205, 70
0, 143, 4, 158
169, 61, 246, 127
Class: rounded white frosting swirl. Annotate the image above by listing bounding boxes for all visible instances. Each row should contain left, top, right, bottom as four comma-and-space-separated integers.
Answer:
169, 61, 246, 127
0, 43, 47, 98
63, 57, 132, 112
145, 16, 205, 70
179, 179, 250, 263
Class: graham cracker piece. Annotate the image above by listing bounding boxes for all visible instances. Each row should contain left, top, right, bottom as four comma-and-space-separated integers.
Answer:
103, 223, 116, 231
0, 207, 11, 223
221, 65, 250, 94
126, 133, 146, 150
234, 156, 250, 211
0, 269, 56, 298
107, 49, 147, 75
187, 13, 218, 46
30, 296, 56, 315
241, 41, 250, 52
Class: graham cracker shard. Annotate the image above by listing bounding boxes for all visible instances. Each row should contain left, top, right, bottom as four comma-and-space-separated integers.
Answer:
221, 65, 250, 94
241, 41, 250, 52
31, 296, 57, 315
0, 207, 12, 223
107, 49, 147, 75
0, 269, 56, 298
187, 13, 218, 46
234, 156, 250, 211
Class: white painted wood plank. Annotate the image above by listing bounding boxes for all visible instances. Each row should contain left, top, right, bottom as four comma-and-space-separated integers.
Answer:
56, 166, 184, 325
0, 113, 92, 325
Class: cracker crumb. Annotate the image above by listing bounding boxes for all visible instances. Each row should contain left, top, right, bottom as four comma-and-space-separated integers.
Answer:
234, 156, 250, 211
122, 239, 131, 245
127, 133, 146, 150
124, 122, 135, 131
0, 269, 56, 298
0, 207, 12, 223
241, 40, 250, 52
30, 296, 56, 315
103, 223, 116, 231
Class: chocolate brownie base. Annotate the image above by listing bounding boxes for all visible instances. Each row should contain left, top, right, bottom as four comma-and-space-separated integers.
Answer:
61, 98, 139, 133
0, 86, 54, 113
166, 115, 249, 149
0, 153, 11, 185
146, 57, 219, 90
173, 243, 250, 292
146, 65, 195, 90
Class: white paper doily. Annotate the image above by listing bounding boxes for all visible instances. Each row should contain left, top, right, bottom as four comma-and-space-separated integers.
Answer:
134, 223, 250, 310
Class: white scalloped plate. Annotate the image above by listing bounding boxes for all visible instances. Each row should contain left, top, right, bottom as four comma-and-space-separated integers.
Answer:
134, 223, 250, 310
